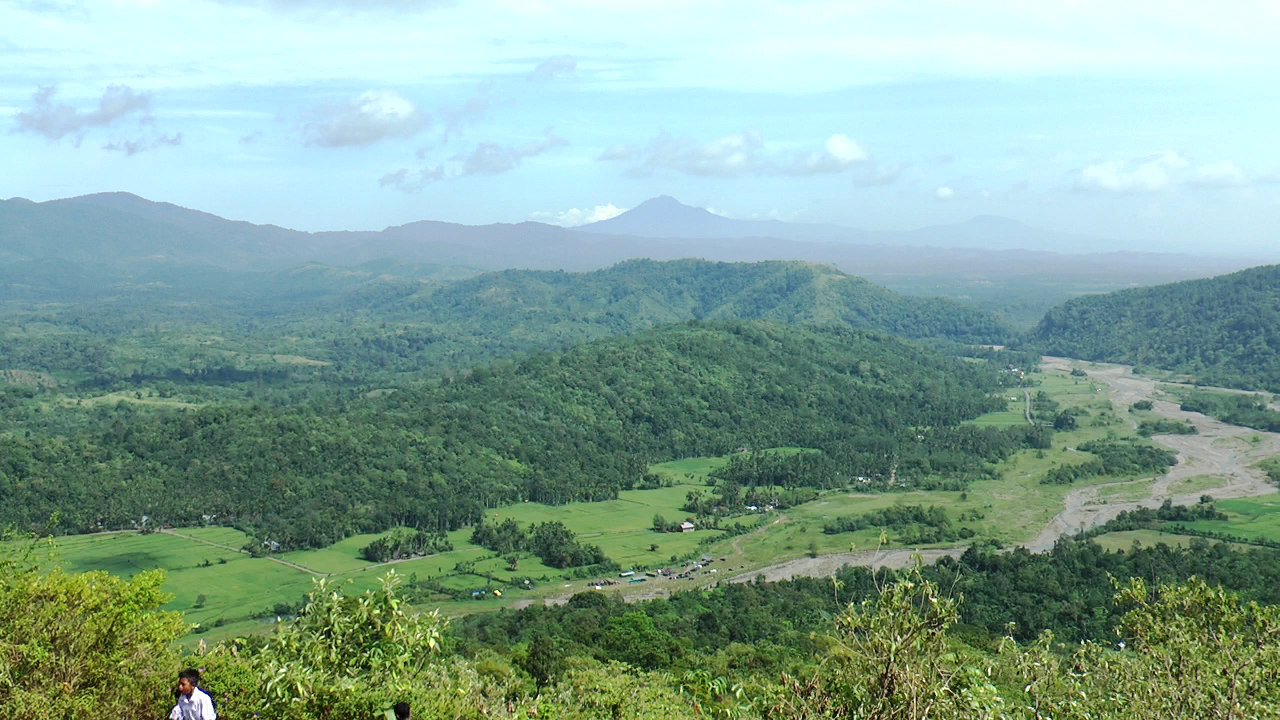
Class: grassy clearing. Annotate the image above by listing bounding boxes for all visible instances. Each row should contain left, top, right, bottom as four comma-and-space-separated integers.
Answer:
1166, 474, 1232, 496
964, 390, 1027, 427
1094, 481, 1156, 503
57, 389, 202, 409
1178, 495, 1280, 544
14, 531, 319, 631
12, 480, 728, 640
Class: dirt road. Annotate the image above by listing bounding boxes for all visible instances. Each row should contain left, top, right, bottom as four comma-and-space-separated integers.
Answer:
159, 528, 326, 576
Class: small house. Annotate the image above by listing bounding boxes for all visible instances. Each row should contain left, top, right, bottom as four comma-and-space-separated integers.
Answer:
679, 521, 696, 533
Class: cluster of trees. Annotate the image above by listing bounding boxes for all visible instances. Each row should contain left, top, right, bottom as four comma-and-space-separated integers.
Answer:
1078, 498, 1227, 538
1136, 418, 1198, 436
471, 519, 609, 569
682, 425, 1051, 520
822, 504, 976, 543
360, 528, 454, 562
1041, 437, 1177, 485
1177, 389, 1280, 432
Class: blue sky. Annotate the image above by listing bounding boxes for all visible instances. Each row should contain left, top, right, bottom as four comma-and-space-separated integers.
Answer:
2, 0, 1278, 256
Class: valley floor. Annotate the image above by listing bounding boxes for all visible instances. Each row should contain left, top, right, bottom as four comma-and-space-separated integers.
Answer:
530, 355, 1280, 604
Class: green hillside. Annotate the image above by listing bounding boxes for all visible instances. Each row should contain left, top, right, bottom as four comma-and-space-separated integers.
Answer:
408, 258, 1010, 342
1028, 264, 1280, 390
0, 322, 1021, 548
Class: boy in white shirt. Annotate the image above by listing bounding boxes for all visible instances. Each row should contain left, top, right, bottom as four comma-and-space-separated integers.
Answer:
170, 669, 217, 720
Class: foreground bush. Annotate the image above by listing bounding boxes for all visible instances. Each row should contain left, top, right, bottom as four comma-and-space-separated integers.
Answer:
0, 537, 186, 720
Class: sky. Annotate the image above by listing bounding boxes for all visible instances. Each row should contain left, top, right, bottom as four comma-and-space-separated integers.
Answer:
2, 0, 1279, 256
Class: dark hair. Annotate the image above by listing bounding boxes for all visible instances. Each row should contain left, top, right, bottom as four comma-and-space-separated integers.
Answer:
393, 701, 411, 719
179, 668, 201, 684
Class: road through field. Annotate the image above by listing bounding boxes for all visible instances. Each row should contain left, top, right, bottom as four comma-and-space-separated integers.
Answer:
159, 529, 325, 576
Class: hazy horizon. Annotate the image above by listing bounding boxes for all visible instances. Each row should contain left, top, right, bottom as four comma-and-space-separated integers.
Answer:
3, 1, 1278, 256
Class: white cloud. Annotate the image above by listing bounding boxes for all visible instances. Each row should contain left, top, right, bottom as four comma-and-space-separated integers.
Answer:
597, 142, 632, 161
102, 132, 183, 155
620, 129, 872, 178
7, 1, 1280, 100
12, 84, 184, 155
378, 165, 447, 192
782, 133, 868, 175
1075, 151, 1188, 193
1075, 152, 1259, 193
1192, 160, 1248, 187
304, 90, 428, 148
532, 203, 626, 226
935, 186, 954, 200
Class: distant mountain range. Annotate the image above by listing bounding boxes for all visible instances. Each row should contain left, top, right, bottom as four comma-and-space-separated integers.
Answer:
580, 195, 1117, 253
0, 192, 1257, 285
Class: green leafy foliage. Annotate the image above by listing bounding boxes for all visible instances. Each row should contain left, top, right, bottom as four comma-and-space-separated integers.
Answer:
1136, 418, 1198, 436
0, 534, 187, 720
762, 566, 1005, 720
359, 528, 453, 562
242, 570, 444, 715
1010, 577, 1280, 718
471, 519, 610, 569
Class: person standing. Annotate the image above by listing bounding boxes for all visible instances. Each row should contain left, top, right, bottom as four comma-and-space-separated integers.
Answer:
170, 669, 217, 720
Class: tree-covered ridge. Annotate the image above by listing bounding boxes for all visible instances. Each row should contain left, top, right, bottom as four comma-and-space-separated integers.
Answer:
0, 322, 1015, 548
1027, 263, 1280, 391
409, 258, 1012, 346
0, 259, 1012, 391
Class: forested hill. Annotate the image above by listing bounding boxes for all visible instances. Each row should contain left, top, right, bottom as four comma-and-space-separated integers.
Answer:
0, 322, 1014, 548
1028, 264, 1280, 390
0, 259, 1011, 386
400, 259, 1012, 349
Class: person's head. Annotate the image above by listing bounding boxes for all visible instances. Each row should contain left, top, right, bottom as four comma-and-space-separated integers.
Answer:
177, 669, 201, 697
393, 701, 411, 720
